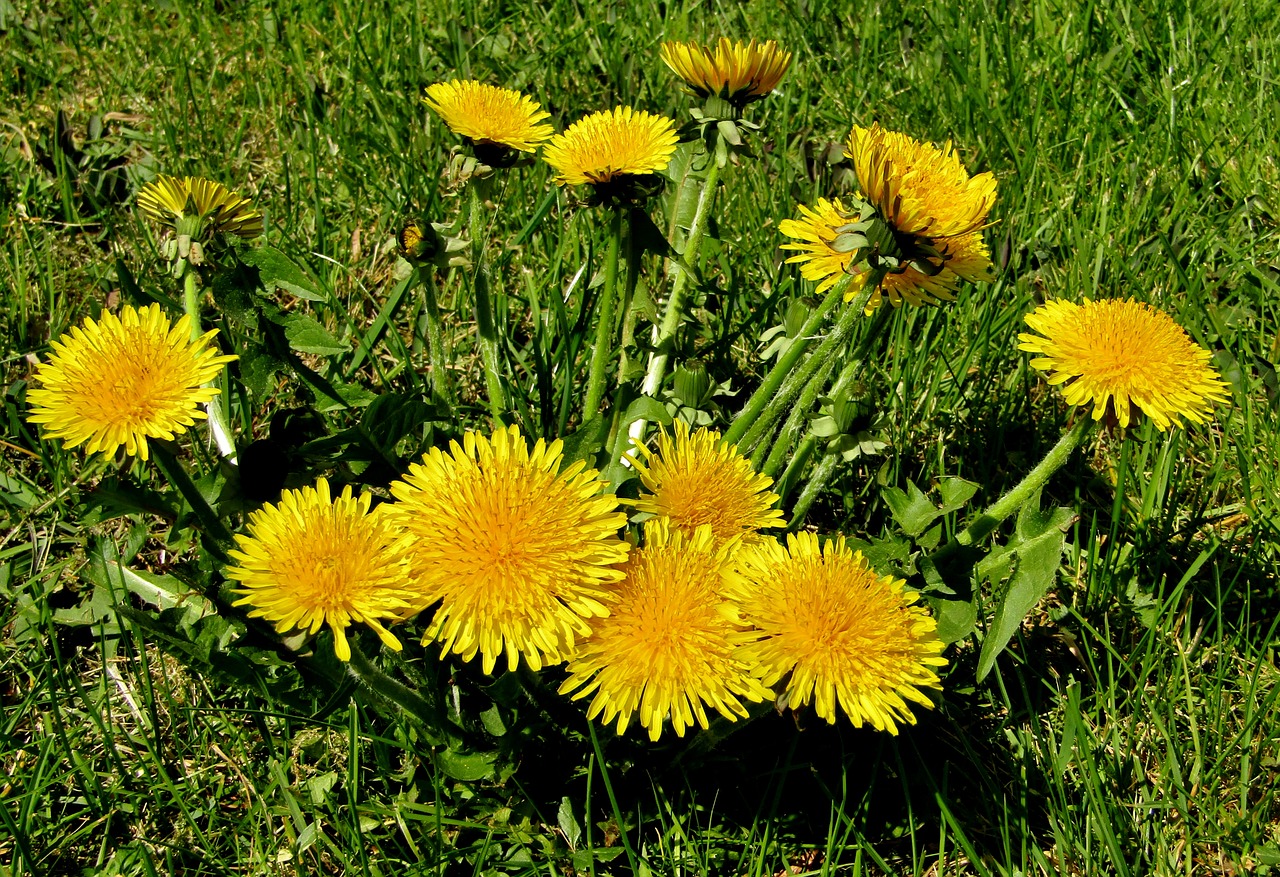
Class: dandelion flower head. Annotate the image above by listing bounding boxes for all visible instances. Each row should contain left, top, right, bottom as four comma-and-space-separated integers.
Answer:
846, 123, 996, 240
560, 518, 772, 740
137, 175, 263, 239
26, 303, 236, 461
729, 533, 946, 733
1018, 297, 1230, 430
541, 107, 678, 187
386, 425, 629, 674
424, 80, 554, 154
228, 479, 418, 662
660, 38, 792, 106
627, 419, 783, 543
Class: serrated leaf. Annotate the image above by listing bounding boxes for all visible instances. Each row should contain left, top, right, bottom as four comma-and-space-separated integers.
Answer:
883, 480, 939, 537
284, 314, 349, 356
936, 476, 980, 514
845, 533, 914, 577
243, 245, 325, 301
975, 495, 1070, 682
102, 561, 215, 621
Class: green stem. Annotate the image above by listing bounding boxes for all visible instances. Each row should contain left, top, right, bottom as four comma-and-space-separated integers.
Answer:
469, 184, 506, 426
628, 157, 723, 446
587, 722, 642, 874
347, 646, 446, 743
415, 265, 454, 405
181, 264, 200, 338
776, 356, 863, 512
760, 302, 893, 477
179, 263, 235, 459
788, 445, 841, 528
584, 208, 624, 417
774, 432, 817, 507
615, 210, 643, 384
723, 275, 859, 448
150, 443, 233, 554
732, 278, 876, 455
951, 416, 1094, 549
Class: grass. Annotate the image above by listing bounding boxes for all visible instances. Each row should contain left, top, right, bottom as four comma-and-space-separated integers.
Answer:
2, 0, 1279, 874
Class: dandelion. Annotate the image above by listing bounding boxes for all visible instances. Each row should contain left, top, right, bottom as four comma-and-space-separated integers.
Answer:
778, 125, 996, 310
423, 80, 554, 161
627, 420, 783, 543
729, 533, 946, 733
1018, 297, 1231, 430
385, 425, 629, 674
228, 479, 417, 662
560, 519, 771, 740
541, 106, 678, 189
137, 175, 263, 240
846, 124, 996, 240
26, 304, 236, 461
660, 38, 792, 108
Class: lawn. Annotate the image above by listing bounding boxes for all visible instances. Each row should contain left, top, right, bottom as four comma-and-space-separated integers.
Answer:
2, 0, 1279, 874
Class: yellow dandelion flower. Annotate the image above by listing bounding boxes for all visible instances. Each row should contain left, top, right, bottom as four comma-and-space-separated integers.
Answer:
729, 533, 946, 733
423, 80, 554, 154
386, 425, 629, 674
1018, 297, 1230, 430
627, 419, 783, 543
227, 479, 416, 662
846, 123, 996, 241
560, 519, 772, 741
137, 175, 263, 239
660, 38, 792, 106
541, 107, 678, 187
26, 304, 236, 461
777, 197, 856, 295
778, 195, 995, 310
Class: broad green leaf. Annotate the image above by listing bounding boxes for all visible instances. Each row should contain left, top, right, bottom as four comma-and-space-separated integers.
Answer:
557, 797, 582, 849
559, 415, 607, 465
437, 748, 498, 782
883, 480, 939, 537
243, 245, 325, 301
937, 476, 980, 514
975, 492, 1073, 682
931, 592, 978, 644
284, 313, 349, 356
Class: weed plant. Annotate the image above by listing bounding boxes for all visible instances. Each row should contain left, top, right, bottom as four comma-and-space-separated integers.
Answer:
2, 1, 1278, 875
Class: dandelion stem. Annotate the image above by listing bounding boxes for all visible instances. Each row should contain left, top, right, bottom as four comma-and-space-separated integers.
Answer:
468, 183, 507, 426
414, 264, 454, 405
760, 302, 892, 478
951, 416, 1094, 549
728, 276, 875, 453
150, 443, 233, 554
615, 209, 644, 384
584, 207, 624, 417
347, 646, 447, 744
179, 263, 236, 461
627, 156, 723, 447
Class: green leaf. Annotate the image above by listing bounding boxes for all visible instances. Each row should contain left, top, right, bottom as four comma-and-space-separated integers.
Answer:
975, 491, 1073, 682
437, 748, 498, 782
883, 480, 939, 537
936, 476, 980, 514
559, 415, 607, 466
243, 245, 325, 301
557, 797, 582, 849
283, 313, 349, 356
931, 591, 978, 645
